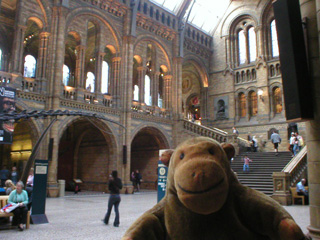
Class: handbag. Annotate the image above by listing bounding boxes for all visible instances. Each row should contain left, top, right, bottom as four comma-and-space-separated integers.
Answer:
1, 203, 19, 213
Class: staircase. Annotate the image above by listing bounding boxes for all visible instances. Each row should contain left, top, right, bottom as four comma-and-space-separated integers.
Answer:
231, 152, 293, 195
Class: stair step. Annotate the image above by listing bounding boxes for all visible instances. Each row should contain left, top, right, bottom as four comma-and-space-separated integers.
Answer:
233, 151, 292, 195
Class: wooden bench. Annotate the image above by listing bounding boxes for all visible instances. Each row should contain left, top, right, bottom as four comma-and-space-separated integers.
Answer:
290, 187, 308, 205
0, 196, 30, 229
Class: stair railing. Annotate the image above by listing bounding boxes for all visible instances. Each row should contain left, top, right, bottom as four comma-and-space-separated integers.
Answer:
272, 146, 307, 205
282, 146, 308, 186
181, 120, 252, 152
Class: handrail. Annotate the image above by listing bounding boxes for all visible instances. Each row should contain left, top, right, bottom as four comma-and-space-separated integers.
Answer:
182, 120, 228, 143
282, 146, 308, 186
283, 146, 307, 173
182, 120, 251, 148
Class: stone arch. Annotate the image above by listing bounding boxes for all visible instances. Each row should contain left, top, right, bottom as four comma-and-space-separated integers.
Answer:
131, 124, 171, 148
130, 125, 171, 190
220, 9, 259, 37
27, 16, 44, 29
35, 0, 52, 29
134, 36, 172, 72
57, 116, 119, 191
65, 7, 121, 53
182, 57, 209, 88
57, 116, 119, 149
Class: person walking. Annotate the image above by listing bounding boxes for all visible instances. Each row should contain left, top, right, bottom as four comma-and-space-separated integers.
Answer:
103, 171, 122, 227
293, 135, 300, 156
289, 132, 296, 156
270, 131, 281, 156
296, 133, 304, 151
134, 170, 142, 192
130, 171, 136, 193
242, 155, 252, 173
252, 136, 258, 152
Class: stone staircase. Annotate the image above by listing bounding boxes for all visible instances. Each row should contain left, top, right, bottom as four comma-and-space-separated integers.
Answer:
231, 152, 293, 196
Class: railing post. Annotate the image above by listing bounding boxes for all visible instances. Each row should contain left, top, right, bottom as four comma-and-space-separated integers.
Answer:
272, 172, 292, 205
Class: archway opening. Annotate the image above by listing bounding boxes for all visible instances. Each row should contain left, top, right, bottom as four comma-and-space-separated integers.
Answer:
131, 127, 169, 190
58, 119, 113, 192
0, 120, 36, 180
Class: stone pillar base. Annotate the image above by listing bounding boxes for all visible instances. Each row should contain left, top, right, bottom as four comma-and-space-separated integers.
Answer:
122, 186, 134, 194
308, 226, 320, 240
271, 193, 292, 205
47, 185, 59, 198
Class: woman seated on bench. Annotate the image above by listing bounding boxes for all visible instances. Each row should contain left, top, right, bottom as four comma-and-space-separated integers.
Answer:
8, 181, 29, 231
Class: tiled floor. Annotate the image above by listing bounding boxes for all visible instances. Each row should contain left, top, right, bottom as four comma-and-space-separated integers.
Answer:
0, 191, 310, 239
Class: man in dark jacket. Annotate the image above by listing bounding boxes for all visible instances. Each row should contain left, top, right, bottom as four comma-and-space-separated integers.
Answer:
103, 171, 122, 227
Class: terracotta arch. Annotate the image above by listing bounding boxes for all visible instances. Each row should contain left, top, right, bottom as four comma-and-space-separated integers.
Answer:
182, 57, 209, 88
131, 124, 171, 149
220, 9, 259, 37
27, 16, 44, 29
57, 116, 119, 150
65, 7, 121, 53
134, 36, 172, 72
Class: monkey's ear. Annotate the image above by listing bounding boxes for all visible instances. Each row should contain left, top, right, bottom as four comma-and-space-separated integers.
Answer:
160, 149, 174, 167
221, 143, 235, 161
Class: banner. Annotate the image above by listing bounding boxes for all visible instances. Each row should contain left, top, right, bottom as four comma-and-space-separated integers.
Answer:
0, 86, 16, 144
157, 149, 172, 202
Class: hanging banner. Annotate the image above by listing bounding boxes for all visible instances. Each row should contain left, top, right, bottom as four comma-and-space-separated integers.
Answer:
0, 86, 16, 144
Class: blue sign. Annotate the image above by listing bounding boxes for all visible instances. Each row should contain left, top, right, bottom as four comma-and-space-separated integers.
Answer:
157, 160, 168, 202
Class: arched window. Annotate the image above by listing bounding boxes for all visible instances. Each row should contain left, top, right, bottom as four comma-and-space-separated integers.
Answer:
144, 75, 151, 106
85, 72, 95, 93
133, 85, 139, 101
101, 61, 109, 94
239, 93, 246, 117
63, 65, 70, 86
270, 65, 275, 77
248, 27, 256, 63
273, 87, 282, 113
23, 55, 36, 78
238, 30, 246, 64
271, 20, 279, 57
236, 72, 240, 83
249, 91, 258, 117
0, 48, 2, 70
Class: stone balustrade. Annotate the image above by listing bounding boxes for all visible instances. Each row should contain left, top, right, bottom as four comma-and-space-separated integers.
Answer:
63, 86, 76, 100
21, 77, 37, 92
272, 146, 308, 205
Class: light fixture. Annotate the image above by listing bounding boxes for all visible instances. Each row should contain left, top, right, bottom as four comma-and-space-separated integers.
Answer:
257, 89, 264, 102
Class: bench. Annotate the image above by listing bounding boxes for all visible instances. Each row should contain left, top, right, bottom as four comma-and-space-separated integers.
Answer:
0, 196, 30, 229
290, 187, 308, 205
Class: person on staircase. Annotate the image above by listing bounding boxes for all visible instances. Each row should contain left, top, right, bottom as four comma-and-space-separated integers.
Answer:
242, 155, 252, 173
270, 131, 281, 156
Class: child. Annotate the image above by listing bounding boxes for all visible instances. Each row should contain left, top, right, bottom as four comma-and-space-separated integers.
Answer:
242, 155, 252, 173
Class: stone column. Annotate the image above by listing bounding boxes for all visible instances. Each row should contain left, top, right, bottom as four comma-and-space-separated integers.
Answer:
300, 0, 320, 238
47, 5, 67, 197
152, 72, 160, 107
36, 32, 50, 93
255, 26, 263, 59
112, 56, 121, 106
11, 25, 26, 74
95, 52, 106, 94
75, 45, 86, 99
164, 75, 172, 110
119, 35, 136, 192
137, 66, 146, 104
